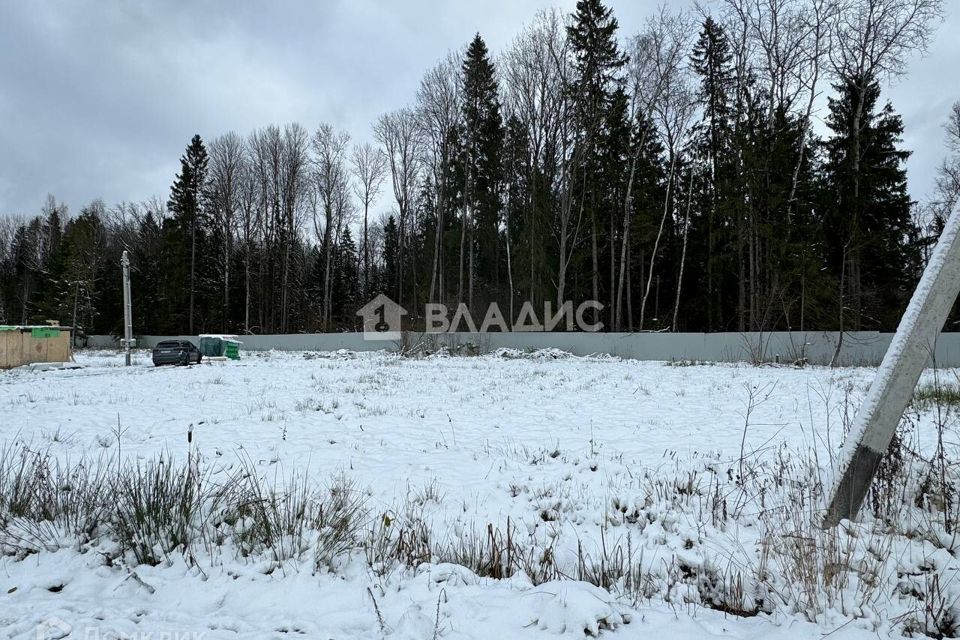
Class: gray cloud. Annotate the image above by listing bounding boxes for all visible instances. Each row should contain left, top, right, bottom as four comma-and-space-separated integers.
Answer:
0, 0, 957, 217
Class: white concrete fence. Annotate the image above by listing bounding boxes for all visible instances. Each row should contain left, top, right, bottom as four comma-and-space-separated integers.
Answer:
80, 331, 960, 367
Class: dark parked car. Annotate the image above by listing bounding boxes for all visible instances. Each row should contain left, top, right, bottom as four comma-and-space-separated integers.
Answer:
152, 340, 202, 366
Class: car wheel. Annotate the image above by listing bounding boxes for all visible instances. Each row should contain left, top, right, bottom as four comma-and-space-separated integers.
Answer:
179, 352, 189, 366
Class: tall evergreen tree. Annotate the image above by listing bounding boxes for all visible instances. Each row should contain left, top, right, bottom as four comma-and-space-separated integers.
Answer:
332, 227, 360, 326
460, 34, 504, 311
59, 203, 107, 331
690, 17, 737, 330
166, 134, 210, 334
132, 209, 163, 334
567, 0, 626, 317
567, 0, 627, 136
822, 74, 919, 330
380, 215, 400, 303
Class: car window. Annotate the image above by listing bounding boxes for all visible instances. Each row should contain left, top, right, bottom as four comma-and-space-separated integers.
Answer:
157, 341, 178, 348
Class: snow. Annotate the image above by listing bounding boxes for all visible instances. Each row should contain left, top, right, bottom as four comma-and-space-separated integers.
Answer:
1, 350, 956, 639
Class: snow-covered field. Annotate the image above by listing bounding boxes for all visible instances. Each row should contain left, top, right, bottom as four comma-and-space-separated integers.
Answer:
2, 349, 958, 639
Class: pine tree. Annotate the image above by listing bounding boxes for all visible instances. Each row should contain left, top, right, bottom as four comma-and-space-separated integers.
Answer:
166, 134, 210, 334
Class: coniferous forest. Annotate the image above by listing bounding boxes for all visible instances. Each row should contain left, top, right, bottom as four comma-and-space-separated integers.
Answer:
1, 0, 957, 337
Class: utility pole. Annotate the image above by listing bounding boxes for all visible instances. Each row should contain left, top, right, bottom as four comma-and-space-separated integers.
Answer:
121, 250, 135, 366
824, 205, 960, 526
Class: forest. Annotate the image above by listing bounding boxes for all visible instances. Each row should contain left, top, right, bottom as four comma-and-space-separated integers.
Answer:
1, 0, 958, 337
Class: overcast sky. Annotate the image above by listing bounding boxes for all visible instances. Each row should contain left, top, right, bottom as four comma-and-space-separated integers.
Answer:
1, 0, 957, 218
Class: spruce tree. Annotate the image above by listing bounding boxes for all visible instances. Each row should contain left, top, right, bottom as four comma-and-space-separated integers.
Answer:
37, 201, 66, 323
567, 0, 626, 317
460, 33, 504, 310
132, 209, 163, 334
690, 17, 737, 330
60, 204, 106, 331
332, 227, 359, 326
166, 134, 209, 334
567, 0, 626, 136
822, 73, 918, 330
381, 216, 400, 302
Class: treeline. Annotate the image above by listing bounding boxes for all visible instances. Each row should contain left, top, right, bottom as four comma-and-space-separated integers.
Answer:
1, 0, 954, 336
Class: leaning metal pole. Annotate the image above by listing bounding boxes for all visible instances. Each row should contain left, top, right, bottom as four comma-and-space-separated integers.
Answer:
824, 205, 960, 526
121, 250, 133, 367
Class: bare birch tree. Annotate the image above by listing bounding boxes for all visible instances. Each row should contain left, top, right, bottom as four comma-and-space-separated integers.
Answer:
313, 123, 352, 328
502, 9, 573, 308
616, 9, 692, 330
279, 123, 310, 333
237, 139, 259, 334
208, 131, 244, 330
934, 101, 960, 219
415, 53, 463, 304
350, 142, 388, 298
374, 108, 421, 307
639, 65, 696, 331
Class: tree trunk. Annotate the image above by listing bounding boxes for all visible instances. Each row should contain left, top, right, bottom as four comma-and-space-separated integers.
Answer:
428, 191, 441, 304
469, 210, 475, 312
224, 206, 232, 332
364, 200, 370, 297
244, 244, 250, 333
323, 206, 333, 330
626, 242, 633, 331
616, 156, 638, 331
591, 190, 599, 325
672, 167, 694, 332
640, 152, 677, 330
189, 214, 196, 334
506, 206, 515, 325
849, 84, 866, 330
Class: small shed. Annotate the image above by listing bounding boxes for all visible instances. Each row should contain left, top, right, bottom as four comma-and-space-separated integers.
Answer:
0, 324, 73, 369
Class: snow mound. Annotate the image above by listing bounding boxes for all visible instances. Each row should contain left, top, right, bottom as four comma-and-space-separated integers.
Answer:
524, 581, 628, 636
493, 347, 574, 360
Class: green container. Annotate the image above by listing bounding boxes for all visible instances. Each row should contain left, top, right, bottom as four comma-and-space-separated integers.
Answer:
198, 335, 241, 359
199, 336, 225, 357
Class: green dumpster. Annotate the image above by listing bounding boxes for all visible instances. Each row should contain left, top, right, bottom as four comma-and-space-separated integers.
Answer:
198, 335, 242, 359
198, 336, 224, 357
